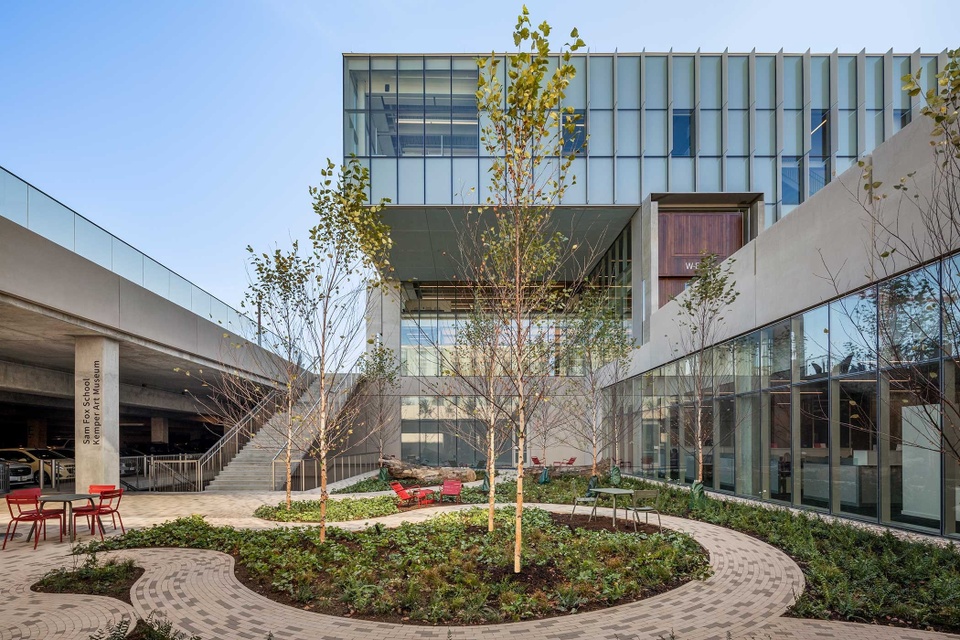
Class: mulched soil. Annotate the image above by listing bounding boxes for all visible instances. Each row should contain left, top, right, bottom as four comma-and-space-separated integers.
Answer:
31, 566, 145, 606
234, 510, 696, 625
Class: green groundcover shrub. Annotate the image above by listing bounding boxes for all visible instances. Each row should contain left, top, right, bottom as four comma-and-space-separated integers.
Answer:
84, 507, 709, 624
465, 475, 960, 632
253, 495, 399, 522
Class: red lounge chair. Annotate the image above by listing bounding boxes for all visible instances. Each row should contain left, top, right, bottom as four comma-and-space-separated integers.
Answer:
74, 488, 124, 540
531, 457, 544, 466
390, 481, 435, 506
440, 479, 462, 503
4, 492, 63, 550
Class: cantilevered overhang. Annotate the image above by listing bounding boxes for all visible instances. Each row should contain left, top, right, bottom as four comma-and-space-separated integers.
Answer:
383, 205, 639, 282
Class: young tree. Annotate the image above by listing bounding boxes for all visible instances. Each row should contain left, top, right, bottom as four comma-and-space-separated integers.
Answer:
305, 158, 391, 542
353, 336, 400, 464
563, 289, 634, 476
675, 253, 739, 484
473, 8, 586, 573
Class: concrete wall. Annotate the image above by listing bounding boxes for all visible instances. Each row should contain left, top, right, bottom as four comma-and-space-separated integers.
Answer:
0, 216, 285, 383
624, 117, 944, 379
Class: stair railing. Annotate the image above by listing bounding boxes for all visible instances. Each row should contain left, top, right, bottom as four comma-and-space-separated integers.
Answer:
198, 388, 281, 490
270, 373, 360, 491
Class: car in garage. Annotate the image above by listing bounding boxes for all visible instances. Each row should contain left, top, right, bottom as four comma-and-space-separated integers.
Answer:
4, 460, 34, 486
0, 448, 75, 485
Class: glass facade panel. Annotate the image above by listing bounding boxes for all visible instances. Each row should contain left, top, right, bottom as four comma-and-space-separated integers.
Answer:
398, 158, 425, 204
809, 157, 829, 197
567, 56, 587, 109
672, 109, 694, 156
782, 155, 803, 207
756, 110, 776, 155
783, 57, 803, 109
589, 56, 613, 109
736, 394, 762, 497
796, 381, 830, 509
753, 156, 776, 202
617, 110, 640, 155
762, 319, 792, 388
643, 157, 667, 194
838, 110, 857, 156
588, 158, 613, 203
831, 288, 878, 375
879, 264, 940, 366
835, 375, 879, 520
726, 156, 749, 191
452, 158, 478, 204
728, 56, 749, 109
766, 388, 792, 502
735, 332, 760, 394
700, 56, 721, 108
784, 110, 803, 155
944, 254, 960, 357
811, 109, 829, 157
589, 110, 613, 156
617, 56, 640, 109
728, 110, 748, 155
425, 158, 452, 204
670, 157, 694, 191
616, 158, 641, 203
866, 109, 884, 151
698, 157, 721, 192
894, 57, 912, 109
370, 158, 397, 202
672, 56, 694, 109
700, 110, 721, 155
838, 56, 857, 109
645, 56, 668, 109
811, 56, 830, 109
866, 56, 884, 109
645, 110, 668, 155
796, 305, 830, 381
884, 363, 942, 531
755, 56, 776, 109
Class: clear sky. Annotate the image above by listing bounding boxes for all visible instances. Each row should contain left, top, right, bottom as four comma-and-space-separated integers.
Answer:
1, 0, 954, 311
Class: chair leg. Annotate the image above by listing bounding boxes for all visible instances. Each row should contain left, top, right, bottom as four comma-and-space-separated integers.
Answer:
588, 502, 597, 522
2, 520, 15, 551
571, 502, 577, 516
115, 512, 124, 535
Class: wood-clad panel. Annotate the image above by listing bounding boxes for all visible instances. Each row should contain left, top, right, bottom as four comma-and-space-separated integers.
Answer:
657, 211, 743, 308
658, 212, 743, 278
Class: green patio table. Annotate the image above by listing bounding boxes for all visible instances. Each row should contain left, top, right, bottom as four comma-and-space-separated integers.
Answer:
591, 487, 634, 529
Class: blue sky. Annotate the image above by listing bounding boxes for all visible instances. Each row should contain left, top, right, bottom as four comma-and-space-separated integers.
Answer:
1, 0, 954, 311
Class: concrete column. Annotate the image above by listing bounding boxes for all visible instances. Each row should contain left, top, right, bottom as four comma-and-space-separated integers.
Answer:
150, 417, 169, 443
26, 419, 47, 448
75, 336, 120, 490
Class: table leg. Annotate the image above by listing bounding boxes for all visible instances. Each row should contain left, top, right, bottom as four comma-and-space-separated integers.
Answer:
67, 502, 74, 542
611, 495, 617, 529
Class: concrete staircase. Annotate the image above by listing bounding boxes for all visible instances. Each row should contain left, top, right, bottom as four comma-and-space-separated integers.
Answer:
204, 376, 355, 492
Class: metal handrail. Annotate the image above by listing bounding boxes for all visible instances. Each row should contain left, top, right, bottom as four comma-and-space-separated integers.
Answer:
270, 373, 358, 464
196, 388, 282, 489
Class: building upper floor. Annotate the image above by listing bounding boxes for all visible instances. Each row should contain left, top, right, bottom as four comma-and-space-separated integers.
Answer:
344, 50, 948, 227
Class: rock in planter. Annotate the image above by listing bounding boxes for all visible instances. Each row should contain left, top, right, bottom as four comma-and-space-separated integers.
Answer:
379, 458, 477, 484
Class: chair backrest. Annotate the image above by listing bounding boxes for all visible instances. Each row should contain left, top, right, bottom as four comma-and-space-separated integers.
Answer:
390, 481, 412, 500
632, 489, 659, 506
6, 493, 40, 517
566, 457, 576, 465
97, 488, 123, 509
585, 475, 599, 497
89, 484, 115, 495
9, 488, 40, 499
531, 457, 543, 465
441, 479, 461, 494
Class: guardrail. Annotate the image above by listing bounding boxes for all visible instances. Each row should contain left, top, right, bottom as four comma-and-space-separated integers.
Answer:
271, 452, 380, 492
196, 390, 281, 490
148, 456, 202, 492
0, 462, 8, 495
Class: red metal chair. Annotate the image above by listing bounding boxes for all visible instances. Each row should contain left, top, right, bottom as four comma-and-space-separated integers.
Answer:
440, 479, 462, 503
531, 457, 545, 467
9, 488, 65, 532
390, 481, 435, 506
74, 488, 124, 540
86, 485, 118, 531
4, 492, 63, 550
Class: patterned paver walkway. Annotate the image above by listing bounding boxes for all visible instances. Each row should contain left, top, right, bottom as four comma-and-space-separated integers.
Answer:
0, 491, 956, 640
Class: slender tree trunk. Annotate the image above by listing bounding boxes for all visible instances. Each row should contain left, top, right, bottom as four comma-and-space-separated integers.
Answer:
695, 394, 704, 483
514, 426, 524, 574
487, 419, 496, 533
285, 394, 294, 509
319, 393, 328, 543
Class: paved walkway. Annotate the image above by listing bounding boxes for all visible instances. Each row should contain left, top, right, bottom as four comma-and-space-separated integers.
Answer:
0, 492, 956, 640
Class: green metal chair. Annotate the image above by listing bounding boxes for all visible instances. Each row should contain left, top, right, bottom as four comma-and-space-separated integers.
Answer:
571, 475, 600, 519
626, 489, 662, 532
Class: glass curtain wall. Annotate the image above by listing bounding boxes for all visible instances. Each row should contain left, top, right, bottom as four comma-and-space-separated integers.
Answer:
345, 53, 939, 222
627, 253, 960, 538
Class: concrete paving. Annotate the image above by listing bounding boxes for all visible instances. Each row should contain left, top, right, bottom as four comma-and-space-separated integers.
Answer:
0, 491, 956, 639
